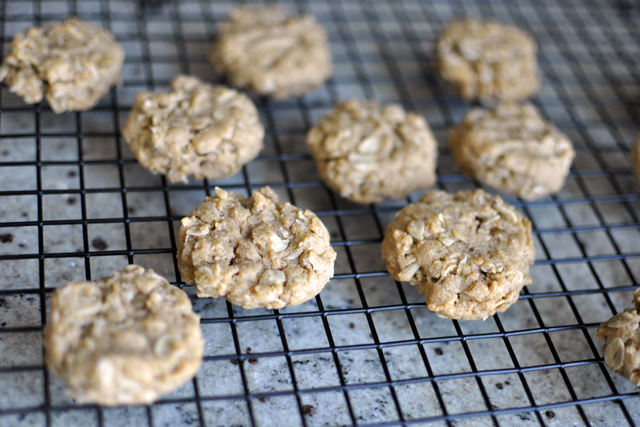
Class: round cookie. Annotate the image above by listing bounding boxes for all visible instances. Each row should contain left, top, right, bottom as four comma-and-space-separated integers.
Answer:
177, 186, 336, 309
0, 17, 125, 113
437, 19, 540, 103
449, 102, 575, 201
306, 99, 438, 204
123, 75, 264, 183
597, 288, 640, 388
43, 265, 204, 406
211, 5, 332, 100
381, 189, 535, 321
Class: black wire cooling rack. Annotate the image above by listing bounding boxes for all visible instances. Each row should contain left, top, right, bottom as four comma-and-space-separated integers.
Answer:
2, 0, 640, 426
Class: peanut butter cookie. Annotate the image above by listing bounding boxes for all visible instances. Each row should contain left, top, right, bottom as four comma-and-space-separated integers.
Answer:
449, 102, 575, 201
382, 189, 535, 320
306, 99, 438, 204
177, 187, 336, 309
44, 265, 204, 406
0, 17, 125, 113
211, 5, 332, 100
123, 75, 264, 183
597, 288, 640, 389
437, 19, 540, 103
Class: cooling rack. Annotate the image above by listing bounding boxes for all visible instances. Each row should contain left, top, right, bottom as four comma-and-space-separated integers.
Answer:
1, 0, 640, 426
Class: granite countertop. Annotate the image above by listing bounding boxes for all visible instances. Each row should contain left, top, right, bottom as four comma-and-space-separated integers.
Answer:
1, 0, 640, 426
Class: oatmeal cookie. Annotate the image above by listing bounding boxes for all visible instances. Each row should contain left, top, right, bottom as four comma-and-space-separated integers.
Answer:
177, 186, 336, 309
43, 265, 204, 406
381, 189, 535, 320
631, 136, 640, 186
437, 19, 540, 103
211, 5, 332, 100
597, 288, 640, 388
0, 17, 125, 113
306, 99, 438, 204
123, 75, 264, 183
449, 102, 575, 201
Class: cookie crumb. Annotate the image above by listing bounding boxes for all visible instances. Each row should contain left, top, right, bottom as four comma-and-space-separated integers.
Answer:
0, 234, 14, 243
91, 237, 108, 251
302, 404, 314, 416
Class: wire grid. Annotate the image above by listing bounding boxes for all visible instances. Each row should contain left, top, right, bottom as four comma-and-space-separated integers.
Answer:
1, 0, 640, 426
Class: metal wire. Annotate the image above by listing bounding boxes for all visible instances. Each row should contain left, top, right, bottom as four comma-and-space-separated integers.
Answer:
1, 0, 640, 426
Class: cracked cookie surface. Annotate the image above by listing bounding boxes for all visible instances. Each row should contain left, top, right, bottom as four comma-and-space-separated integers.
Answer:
437, 19, 540, 103
123, 75, 264, 183
177, 186, 337, 309
597, 288, 640, 388
43, 265, 204, 406
450, 102, 575, 201
0, 17, 125, 113
211, 5, 332, 99
381, 189, 535, 320
306, 99, 438, 204
632, 136, 640, 187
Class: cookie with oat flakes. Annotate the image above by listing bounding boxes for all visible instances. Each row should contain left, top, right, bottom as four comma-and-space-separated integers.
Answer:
177, 186, 337, 309
44, 265, 204, 406
381, 189, 535, 320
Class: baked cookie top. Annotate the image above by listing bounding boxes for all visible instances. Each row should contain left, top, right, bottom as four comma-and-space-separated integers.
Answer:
123, 75, 264, 183
597, 288, 640, 388
43, 265, 204, 406
437, 19, 540, 103
306, 99, 438, 204
631, 136, 640, 187
382, 189, 535, 320
177, 186, 337, 309
0, 17, 125, 113
449, 102, 575, 201
210, 5, 332, 100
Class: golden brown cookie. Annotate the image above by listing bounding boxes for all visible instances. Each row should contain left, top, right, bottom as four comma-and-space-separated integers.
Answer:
123, 75, 264, 183
449, 102, 575, 201
437, 19, 540, 103
382, 189, 535, 320
306, 99, 438, 204
211, 5, 332, 99
597, 288, 640, 388
43, 265, 204, 406
177, 186, 337, 309
0, 17, 125, 113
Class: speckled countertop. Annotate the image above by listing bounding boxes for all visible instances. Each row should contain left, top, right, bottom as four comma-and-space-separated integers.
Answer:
2, 1, 640, 426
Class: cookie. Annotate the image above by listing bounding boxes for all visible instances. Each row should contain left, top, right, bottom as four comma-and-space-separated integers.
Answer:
597, 288, 640, 388
449, 102, 575, 201
123, 75, 264, 183
381, 189, 535, 320
0, 17, 125, 113
632, 136, 640, 186
177, 186, 336, 309
306, 99, 438, 204
437, 19, 540, 103
43, 265, 204, 406
211, 5, 332, 100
